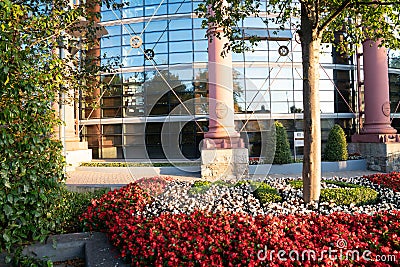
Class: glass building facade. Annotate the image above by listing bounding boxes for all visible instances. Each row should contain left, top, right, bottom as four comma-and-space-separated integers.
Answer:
79, 0, 400, 160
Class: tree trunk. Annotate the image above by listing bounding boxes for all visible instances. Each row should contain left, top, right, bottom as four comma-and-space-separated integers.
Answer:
301, 6, 321, 203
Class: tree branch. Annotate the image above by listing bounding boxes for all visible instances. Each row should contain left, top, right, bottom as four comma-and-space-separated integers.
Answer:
357, 1, 400, 5
315, 0, 320, 29
317, 0, 352, 35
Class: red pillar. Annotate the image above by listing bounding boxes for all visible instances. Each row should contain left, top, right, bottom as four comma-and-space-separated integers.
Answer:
352, 39, 398, 143
203, 3, 243, 149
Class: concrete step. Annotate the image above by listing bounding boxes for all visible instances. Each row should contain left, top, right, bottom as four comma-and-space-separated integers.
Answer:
0, 232, 129, 267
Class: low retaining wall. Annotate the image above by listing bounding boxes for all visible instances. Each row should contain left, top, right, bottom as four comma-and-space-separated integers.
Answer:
250, 159, 366, 175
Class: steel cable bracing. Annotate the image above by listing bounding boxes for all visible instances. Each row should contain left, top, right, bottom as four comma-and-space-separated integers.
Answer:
150, 0, 188, 51
139, 0, 167, 36
320, 63, 356, 115
239, 42, 299, 132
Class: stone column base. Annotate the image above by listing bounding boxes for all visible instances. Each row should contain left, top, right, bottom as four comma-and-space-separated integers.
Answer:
201, 148, 249, 181
348, 142, 400, 172
64, 141, 92, 171
351, 133, 400, 143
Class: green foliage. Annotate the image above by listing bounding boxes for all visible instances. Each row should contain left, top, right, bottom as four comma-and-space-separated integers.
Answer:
289, 179, 360, 189
251, 182, 282, 204
189, 180, 235, 195
0, 0, 118, 257
189, 180, 282, 204
288, 180, 303, 189
324, 124, 348, 161
195, 0, 262, 54
197, 0, 400, 55
0, 1, 66, 253
320, 187, 378, 206
289, 180, 378, 206
9, 250, 53, 267
80, 162, 200, 167
324, 180, 360, 188
189, 181, 212, 195
236, 181, 282, 204
273, 121, 292, 164
52, 188, 109, 234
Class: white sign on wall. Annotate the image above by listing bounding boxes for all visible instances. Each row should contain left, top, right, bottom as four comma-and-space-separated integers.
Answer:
293, 131, 304, 161
294, 131, 304, 147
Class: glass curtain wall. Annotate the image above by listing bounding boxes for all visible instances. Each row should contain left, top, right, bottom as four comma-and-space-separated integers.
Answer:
80, 0, 361, 159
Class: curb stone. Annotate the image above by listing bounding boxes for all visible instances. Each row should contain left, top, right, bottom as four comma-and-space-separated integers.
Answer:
1, 233, 129, 267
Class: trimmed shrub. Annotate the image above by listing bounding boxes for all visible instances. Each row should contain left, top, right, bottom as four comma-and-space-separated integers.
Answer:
80, 162, 200, 167
239, 181, 282, 204
320, 187, 378, 206
254, 184, 282, 204
188, 180, 212, 195
324, 124, 348, 161
288, 180, 378, 206
288, 180, 303, 189
273, 121, 292, 164
324, 180, 360, 188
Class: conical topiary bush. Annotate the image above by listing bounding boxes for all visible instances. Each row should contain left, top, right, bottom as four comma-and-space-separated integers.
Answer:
273, 121, 292, 164
324, 124, 348, 161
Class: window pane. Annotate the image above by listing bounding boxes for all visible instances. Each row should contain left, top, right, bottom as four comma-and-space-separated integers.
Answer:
123, 7, 143, 18
105, 25, 121, 37
103, 47, 121, 58
101, 36, 121, 48
168, 2, 192, 14
145, 31, 167, 43
170, 30, 193, 41
146, 20, 168, 32
169, 41, 192, 53
169, 18, 192, 30
170, 52, 192, 64
145, 5, 167, 16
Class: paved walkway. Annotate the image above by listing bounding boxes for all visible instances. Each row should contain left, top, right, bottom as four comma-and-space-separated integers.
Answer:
66, 166, 380, 186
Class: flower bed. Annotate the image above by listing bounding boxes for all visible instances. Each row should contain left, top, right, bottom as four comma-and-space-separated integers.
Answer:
364, 172, 400, 192
80, 174, 400, 266
108, 211, 399, 266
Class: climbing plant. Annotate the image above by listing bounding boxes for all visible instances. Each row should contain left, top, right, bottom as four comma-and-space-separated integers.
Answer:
0, 0, 120, 259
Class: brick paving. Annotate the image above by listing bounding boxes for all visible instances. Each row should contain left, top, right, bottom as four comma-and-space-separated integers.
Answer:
66, 167, 380, 186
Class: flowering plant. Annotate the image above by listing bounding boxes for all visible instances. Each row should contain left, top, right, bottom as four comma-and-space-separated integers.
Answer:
80, 182, 151, 232
364, 172, 400, 192
108, 210, 399, 266
80, 179, 399, 266
135, 176, 172, 197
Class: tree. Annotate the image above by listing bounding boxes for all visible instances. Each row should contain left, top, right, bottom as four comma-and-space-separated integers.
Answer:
0, 0, 119, 258
197, 0, 400, 202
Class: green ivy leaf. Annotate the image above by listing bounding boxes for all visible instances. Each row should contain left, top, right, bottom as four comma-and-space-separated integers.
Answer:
3, 204, 13, 217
